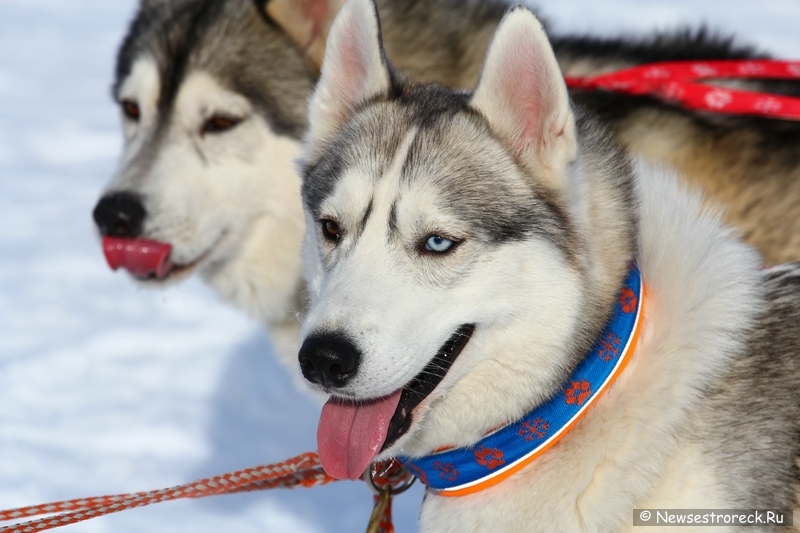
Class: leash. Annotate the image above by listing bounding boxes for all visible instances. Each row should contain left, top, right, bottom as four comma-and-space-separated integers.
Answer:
0, 453, 414, 533
564, 59, 800, 120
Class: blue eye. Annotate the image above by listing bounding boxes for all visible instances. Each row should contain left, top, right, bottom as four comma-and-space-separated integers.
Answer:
425, 235, 454, 253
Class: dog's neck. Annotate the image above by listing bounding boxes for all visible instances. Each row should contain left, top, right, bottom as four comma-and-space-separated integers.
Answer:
399, 260, 644, 496
416, 161, 763, 533
201, 201, 308, 369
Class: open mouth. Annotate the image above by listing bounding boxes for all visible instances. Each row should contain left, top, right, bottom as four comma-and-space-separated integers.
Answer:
316, 324, 475, 480
382, 323, 476, 451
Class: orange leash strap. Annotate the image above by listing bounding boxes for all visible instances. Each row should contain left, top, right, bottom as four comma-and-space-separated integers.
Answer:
0, 452, 397, 533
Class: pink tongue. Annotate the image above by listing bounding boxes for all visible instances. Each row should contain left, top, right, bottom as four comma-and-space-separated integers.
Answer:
317, 390, 402, 480
102, 237, 173, 279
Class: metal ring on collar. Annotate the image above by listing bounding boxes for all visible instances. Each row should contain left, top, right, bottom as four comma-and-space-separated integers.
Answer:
364, 460, 416, 496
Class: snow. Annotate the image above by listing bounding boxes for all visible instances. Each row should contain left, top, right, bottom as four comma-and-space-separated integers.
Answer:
0, 1, 797, 532
541, 0, 800, 59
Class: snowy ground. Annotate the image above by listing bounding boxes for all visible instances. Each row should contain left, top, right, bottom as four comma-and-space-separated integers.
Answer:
0, 1, 797, 532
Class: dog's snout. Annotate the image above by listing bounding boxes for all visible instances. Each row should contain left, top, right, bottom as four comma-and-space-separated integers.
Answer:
298, 332, 361, 388
93, 192, 146, 238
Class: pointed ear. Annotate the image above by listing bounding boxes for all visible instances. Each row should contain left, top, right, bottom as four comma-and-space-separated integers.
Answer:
471, 7, 576, 188
266, 0, 345, 69
306, 0, 391, 148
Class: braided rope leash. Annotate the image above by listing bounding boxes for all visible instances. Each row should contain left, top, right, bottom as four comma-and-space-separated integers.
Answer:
0, 453, 410, 533
565, 59, 800, 120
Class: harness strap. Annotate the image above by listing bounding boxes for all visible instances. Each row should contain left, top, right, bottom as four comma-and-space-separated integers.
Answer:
565, 59, 800, 120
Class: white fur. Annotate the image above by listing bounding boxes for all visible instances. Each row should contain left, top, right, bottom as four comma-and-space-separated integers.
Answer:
417, 163, 761, 532
302, 5, 767, 531
300, 100, 763, 533
107, 66, 306, 368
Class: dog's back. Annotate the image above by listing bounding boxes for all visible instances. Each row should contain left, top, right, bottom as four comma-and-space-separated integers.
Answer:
556, 31, 800, 265
697, 263, 800, 506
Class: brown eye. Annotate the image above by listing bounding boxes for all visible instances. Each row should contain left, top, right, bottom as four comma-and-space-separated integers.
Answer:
321, 219, 341, 242
121, 100, 140, 121
202, 115, 241, 134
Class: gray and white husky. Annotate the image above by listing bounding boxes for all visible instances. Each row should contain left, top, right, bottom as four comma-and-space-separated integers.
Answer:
93, 0, 800, 370
298, 0, 800, 530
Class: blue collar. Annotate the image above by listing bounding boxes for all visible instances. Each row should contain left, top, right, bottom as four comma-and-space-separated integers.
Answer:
398, 261, 644, 496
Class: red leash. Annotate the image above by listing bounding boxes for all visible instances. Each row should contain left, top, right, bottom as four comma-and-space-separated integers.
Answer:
0, 453, 412, 533
565, 59, 800, 120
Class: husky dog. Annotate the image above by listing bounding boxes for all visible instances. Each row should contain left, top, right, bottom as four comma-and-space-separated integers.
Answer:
93, 0, 800, 369
298, 0, 800, 530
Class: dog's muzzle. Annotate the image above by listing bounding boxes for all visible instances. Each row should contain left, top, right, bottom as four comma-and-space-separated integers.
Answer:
315, 323, 475, 481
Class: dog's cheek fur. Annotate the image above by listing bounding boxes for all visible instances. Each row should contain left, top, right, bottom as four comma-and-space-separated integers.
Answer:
186, 116, 307, 364
391, 239, 586, 457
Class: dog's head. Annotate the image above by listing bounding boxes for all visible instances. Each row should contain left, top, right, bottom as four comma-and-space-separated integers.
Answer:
92, 0, 345, 319
299, 0, 631, 481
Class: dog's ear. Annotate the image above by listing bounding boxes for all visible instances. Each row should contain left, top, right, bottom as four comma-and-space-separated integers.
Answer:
306, 0, 391, 148
266, 0, 345, 69
471, 7, 576, 189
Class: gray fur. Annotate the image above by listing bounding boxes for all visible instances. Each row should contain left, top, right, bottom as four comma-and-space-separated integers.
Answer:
700, 263, 800, 510
300, 3, 800, 529
303, 86, 620, 260
116, 0, 316, 139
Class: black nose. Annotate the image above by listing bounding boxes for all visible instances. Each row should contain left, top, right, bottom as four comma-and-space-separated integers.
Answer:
93, 191, 146, 237
298, 332, 362, 388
